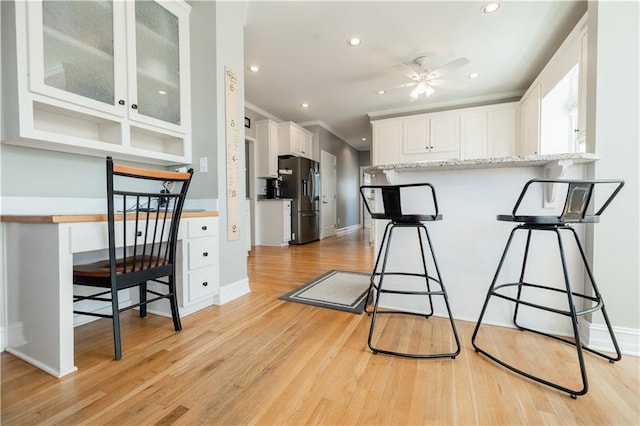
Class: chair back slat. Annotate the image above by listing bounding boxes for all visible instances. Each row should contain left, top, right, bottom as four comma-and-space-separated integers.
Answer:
106, 157, 194, 285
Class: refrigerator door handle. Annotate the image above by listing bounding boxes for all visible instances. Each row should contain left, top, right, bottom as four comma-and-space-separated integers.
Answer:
308, 168, 314, 200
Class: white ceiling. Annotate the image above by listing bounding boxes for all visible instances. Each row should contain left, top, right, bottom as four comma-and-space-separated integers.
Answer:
243, 1, 587, 151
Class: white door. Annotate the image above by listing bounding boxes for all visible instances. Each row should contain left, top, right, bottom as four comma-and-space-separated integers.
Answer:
321, 150, 337, 238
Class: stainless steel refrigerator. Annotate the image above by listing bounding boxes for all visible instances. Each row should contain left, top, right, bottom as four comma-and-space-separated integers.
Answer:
278, 156, 320, 244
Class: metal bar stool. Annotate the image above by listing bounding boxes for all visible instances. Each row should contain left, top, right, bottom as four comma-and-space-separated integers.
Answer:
471, 178, 624, 398
360, 183, 460, 359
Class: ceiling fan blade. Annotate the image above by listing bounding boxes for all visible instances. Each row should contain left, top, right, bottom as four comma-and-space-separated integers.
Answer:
379, 81, 417, 92
428, 79, 466, 90
395, 62, 420, 79
427, 57, 470, 79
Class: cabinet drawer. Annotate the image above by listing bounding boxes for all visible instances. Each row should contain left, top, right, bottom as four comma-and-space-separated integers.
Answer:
187, 237, 217, 269
188, 266, 219, 302
187, 217, 216, 239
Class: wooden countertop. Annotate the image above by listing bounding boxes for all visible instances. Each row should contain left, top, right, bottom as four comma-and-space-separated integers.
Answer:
0, 210, 218, 224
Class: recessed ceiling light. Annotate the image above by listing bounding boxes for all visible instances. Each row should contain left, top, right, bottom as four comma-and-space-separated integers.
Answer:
362, 137, 367, 141
301, 103, 309, 108
469, 72, 479, 79
249, 65, 259, 72
482, 2, 501, 14
347, 37, 361, 47
158, 90, 166, 95
377, 90, 385, 95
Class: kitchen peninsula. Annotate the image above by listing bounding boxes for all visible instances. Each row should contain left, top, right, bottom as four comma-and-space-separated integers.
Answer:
364, 153, 602, 342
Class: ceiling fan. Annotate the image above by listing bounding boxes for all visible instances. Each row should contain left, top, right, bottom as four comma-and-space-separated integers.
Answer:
383, 56, 470, 99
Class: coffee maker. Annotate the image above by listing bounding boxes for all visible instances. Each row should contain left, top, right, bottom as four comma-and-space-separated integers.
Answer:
266, 177, 282, 199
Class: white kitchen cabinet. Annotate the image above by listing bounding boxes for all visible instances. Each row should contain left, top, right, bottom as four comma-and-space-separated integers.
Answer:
399, 113, 459, 161
519, 84, 541, 156
255, 119, 279, 177
460, 104, 518, 159
3, 0, 191, 165
371, 120, 401, 165
175, 216, 219, 314
257, 199, 292, 246
460, 111, 488, 160
488, 106, 517, 157
278, 122, 313, 159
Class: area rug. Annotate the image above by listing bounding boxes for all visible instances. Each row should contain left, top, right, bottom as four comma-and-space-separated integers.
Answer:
279, 270, 371, 314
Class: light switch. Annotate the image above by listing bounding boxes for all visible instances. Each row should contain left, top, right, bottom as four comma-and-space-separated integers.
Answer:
199, 157, 208, 173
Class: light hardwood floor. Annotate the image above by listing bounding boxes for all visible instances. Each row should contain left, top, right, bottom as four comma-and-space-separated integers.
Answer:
2, 229, 639, 425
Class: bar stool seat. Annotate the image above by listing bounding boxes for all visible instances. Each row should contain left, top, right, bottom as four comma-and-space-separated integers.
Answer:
360, 183, 460, 359
472, 178, 624, 398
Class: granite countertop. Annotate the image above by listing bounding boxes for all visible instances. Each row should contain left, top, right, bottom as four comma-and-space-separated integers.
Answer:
365, 153, 600, 174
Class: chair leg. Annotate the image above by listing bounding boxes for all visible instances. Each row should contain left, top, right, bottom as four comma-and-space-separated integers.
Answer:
420, 224, 460, 358
513, 229, 533, 329
139, 281, 147, 318
111, 288, 122, 360
472, 227, 519, 349
168, 275, 182, 332
367, 224, 395, 354
416, 225, 434, 318
365, 222, 392, 315
568, 228, 622, 363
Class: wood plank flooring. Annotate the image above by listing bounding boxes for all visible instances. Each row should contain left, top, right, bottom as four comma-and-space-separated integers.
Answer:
2, 229, 639, 425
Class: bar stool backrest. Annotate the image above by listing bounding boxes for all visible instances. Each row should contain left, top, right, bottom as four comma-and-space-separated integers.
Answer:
360, 183, 441, 223
507, 179, 624, 224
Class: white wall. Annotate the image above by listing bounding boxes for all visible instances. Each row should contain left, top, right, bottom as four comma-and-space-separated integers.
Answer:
588, 1, 640, 337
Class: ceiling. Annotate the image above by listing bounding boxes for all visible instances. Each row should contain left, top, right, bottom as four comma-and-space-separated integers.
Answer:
243, 1, 587, 151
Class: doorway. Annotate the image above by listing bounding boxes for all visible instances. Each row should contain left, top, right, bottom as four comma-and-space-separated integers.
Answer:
320, 150, 337, 238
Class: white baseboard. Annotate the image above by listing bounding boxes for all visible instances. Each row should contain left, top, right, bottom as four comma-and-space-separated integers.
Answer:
215, 277, 251, 305
586, 323, 639, 357
5, 347, 77, 378
336, 224, 361, 236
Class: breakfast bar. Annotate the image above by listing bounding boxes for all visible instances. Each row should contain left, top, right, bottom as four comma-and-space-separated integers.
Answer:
364, 153, 600, 335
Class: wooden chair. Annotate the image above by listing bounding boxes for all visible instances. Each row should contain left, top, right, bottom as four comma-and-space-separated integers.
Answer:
73, 157, 194, 360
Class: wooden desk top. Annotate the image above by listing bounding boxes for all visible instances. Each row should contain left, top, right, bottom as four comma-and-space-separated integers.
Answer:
0, 210, 218, 224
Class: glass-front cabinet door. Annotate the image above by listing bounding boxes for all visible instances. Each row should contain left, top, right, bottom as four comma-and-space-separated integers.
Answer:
27, 0, 127, 115
126, 0, 190, 132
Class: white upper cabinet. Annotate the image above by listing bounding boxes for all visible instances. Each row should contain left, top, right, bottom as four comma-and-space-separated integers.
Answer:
460, 111, 488, 160
255, 119, 279, 178
371, 120, 401, 165
400, 113, 459, 161
4, 0, 191, 165
519, 84, 541, 156
487, 106, 517, 157
278, 122, 313, 160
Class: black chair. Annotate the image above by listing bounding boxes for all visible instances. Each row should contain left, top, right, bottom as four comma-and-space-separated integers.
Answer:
471, 178, 624, 398
73, 157, 194, 360
360, 183, 460, 359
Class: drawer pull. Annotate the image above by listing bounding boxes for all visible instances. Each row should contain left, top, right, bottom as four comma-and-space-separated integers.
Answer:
136, 231, 142, 237
202, 281, 208, 287
203, 252, 209, 257
201, 225, 207, 230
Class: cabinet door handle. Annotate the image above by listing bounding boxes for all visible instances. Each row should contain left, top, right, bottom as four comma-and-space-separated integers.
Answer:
118, 99, 125, 106
201, 225, 207, 231
136, 231, 142, 237
202, 281, 208, 287
202, 252, 209, 257
131, 104, 138, 110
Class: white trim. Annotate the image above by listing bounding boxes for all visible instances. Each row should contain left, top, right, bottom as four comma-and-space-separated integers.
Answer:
5, 347, 77, 378
336, 224, 361, 236
587, 323, 640, 357
215, 276, 250, 305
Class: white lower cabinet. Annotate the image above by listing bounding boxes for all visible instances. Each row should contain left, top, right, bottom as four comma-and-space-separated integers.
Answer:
180, 217, 219, 311
257, 199, 292, 246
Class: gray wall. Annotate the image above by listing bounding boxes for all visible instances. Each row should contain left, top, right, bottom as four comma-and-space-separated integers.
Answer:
307, 125, 362, 229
